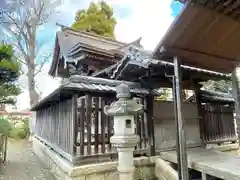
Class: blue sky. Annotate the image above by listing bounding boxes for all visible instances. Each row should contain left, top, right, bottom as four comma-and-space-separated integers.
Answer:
1, 0, 184, 57
36, 0, 184, 60
171, 1, 184, 17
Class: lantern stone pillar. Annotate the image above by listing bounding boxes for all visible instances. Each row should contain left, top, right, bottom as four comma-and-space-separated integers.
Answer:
104, 83, 143, 180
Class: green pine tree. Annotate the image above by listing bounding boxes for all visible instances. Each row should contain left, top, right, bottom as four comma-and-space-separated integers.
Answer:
0, 43, 21, 104
72, 1, 117, 38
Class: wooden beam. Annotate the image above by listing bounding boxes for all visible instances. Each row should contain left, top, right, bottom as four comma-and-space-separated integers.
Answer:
71, 94, 78, 156
162, 45, 239, 63
93, 97, 99, 154
100, 97, 106, 153
79, 97, 85, 155
173, 56, 189, 180
146, 95, 155, 156
193, 82, 206, 147
231, 69, 240, 145
86, 95, 92, 155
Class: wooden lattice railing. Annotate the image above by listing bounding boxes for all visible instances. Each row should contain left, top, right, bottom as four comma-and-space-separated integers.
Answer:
35, 94, 154, 164
202, 104, 237, 144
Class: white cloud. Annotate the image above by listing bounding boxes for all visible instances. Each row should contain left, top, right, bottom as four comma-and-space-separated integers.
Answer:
16, 0, 174, 110
16, 63, 61, 110
114, 0, 174, 50
35, 63, 61, 98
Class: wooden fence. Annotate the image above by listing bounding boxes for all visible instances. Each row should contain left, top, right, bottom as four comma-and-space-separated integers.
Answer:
76, 95, 114, 157
202, 104, 237, 144
0, 134, 7, 164
35, 97, 76, 160
35, 94, 154, 164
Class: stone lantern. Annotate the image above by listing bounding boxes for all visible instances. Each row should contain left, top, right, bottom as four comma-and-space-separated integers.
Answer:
104, 83, 143, 180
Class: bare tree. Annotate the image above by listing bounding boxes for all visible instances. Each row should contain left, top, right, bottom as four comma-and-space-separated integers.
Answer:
0, 0, 58, 106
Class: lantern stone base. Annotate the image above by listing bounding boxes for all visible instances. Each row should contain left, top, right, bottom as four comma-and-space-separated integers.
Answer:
33, 137, 156, 180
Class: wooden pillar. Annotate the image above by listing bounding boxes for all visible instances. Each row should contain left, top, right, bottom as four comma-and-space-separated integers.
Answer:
231, 69, 240, 145
86, 95, 92, 155
100, 97, 106, 154
173, 56, 189, 180
201, 172, 207, 180
146, 95, 155, 156
71, 94, 78, 157
193, 83, 205, 147
79, 97, 85, 156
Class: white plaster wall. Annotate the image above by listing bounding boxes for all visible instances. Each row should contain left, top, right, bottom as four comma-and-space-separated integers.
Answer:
154, 101, 201, 150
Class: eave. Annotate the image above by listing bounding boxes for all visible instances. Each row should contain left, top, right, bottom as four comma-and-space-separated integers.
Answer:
153, 1, 240, 73
95, 46, 230, 84
187, 90, 234, 104
48, 35, 60, 77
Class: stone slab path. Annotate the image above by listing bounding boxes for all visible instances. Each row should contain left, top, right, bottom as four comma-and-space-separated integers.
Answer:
0, 140, 55, 180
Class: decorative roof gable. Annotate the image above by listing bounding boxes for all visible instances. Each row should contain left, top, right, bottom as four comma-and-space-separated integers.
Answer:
49, 25, 142, 77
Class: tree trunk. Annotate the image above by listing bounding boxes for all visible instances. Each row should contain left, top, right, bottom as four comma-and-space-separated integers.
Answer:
27, 27, 39, 107
26, 28, 39, 140
27, 64, 39, 140
27, 67, 39, 106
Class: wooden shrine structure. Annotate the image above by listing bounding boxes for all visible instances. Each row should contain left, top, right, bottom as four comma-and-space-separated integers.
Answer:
31, 1, 240, 179
32, 27, 236, 162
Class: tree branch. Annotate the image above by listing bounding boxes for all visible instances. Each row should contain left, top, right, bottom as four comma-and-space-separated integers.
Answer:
0, 0, 56, 106
5, 27, 28, 61
2, 11, 29, 43
36, 2, 54, 26
34, 52, 52, 76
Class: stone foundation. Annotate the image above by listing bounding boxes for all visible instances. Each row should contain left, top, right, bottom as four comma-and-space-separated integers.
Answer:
33, 137, 156, 180
206, 143, 239, 154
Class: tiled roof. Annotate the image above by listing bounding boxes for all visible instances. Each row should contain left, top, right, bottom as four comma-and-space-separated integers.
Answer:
97, 45, 230, 80
57, 27, 143, 61
31, 75, 159, 111
49, 26, 143, 77
200, 90, 234, 103
187, 90, 234, 104
63, 82, 154, 95
110, 46, 152, 79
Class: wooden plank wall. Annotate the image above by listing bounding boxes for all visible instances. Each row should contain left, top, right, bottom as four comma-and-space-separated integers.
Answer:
203, 104, 237, 144
35, 97, 76, 157
35, 94, 154, 162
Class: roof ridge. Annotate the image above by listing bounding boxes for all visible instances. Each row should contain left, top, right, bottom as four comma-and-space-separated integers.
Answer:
200, 89, 232, 96
62, 26, 127, 46
114, 37, 143, 50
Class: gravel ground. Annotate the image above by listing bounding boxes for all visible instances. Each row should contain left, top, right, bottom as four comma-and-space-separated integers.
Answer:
0, 140, 55, 180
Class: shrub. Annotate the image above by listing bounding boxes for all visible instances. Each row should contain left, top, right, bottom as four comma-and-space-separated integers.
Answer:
22, 118, 30, 136
0, 117, 12, 135
9, 128, 26, 139
7, 117, 30, 139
